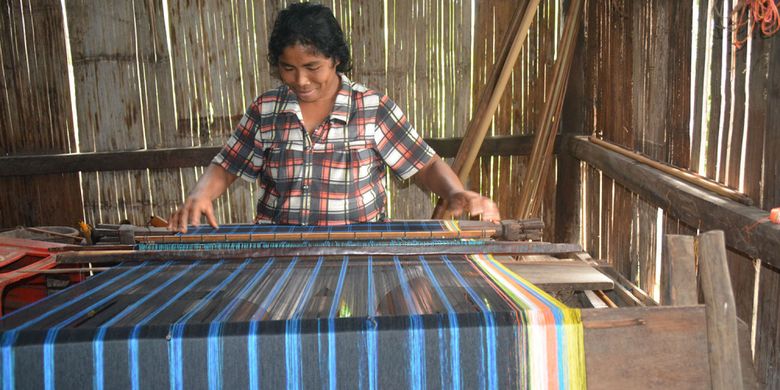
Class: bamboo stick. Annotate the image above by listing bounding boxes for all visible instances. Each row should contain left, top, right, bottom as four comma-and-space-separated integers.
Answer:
516, 0, 583, 219
594, 290, 618, 308
432, 0, 542, 218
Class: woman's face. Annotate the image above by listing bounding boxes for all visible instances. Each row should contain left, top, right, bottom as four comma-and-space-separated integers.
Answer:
278, 44, 341, 104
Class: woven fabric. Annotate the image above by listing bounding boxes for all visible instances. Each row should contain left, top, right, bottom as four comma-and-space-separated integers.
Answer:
0, 255, 585, 389
213, 74, 435, 225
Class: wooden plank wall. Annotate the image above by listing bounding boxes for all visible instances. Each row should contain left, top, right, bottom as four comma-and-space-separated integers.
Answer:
577, 0, 780, 387
1, 0, 563, 227
0, 1, 82, 227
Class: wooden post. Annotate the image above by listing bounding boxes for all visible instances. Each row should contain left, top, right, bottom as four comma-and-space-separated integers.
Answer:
660, 235, 697, 306
698, 230, 743, 390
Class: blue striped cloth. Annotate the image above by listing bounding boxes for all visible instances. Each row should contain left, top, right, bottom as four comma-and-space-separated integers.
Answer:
0, 255, 584, 389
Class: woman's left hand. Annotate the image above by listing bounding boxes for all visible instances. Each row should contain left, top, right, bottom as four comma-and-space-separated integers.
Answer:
440, 190, 501, 222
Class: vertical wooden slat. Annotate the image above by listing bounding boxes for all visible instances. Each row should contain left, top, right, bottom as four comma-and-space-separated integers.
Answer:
661, 234, 697, 306
690, 0, 709, 172
754, 29, 780, 390
723, 6, 747, 189
755, 264, 780, 389
726, 250, 757, 324
634, 1, 668, 161
581, 0, 600, 259
665, 0, 692, 169
601, 0, 634, 281
586, 165, 601, 259
704, 0, 725, 180
762, 31, 780, 210
555, 0, 585, 244
742, 27, 767, 206
635, 196, 658, 293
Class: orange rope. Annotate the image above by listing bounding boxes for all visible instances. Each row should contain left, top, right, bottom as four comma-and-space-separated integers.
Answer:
733, 0, 780, 49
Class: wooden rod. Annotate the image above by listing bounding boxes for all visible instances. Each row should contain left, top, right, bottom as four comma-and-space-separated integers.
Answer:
13, 268, 111, 274
588, 136, 753, 205
432, 0, 542, 218
594, 290, 618, 308
55, 242, 583, 264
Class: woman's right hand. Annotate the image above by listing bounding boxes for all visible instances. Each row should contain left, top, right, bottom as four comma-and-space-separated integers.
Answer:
168, 195, 219, 233
167, 164, 238, 233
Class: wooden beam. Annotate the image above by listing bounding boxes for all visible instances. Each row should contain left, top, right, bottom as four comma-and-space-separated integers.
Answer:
569, 135, 780, 270
589, 136, 752, 205
0, 135, 546, 177
698, 230, 743, 390
660, 234, 697, 306
55, 242, 583, 264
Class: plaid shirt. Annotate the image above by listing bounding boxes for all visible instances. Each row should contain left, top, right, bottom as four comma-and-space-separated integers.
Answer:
213, 74, 435, 225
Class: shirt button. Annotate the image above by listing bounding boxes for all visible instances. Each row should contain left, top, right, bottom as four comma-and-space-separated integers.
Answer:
302, 185, 309, 190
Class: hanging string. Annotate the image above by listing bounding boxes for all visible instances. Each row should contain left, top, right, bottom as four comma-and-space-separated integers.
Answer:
731, 0, 780, 49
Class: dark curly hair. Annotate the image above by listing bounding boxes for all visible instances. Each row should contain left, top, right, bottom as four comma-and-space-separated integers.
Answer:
267, 3, 352, 74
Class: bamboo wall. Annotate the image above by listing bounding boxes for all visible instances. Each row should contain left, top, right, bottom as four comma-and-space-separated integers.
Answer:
572, 1, 780, 387
0, 0, 562, 228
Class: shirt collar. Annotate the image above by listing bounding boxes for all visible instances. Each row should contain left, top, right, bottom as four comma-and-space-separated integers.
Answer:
277, 74, 353, 124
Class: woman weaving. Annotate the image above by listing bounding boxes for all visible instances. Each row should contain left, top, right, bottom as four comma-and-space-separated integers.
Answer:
168, 2, 499, 232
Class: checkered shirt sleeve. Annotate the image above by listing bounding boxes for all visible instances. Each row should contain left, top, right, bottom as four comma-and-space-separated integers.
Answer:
212, 101, 264, 182
374, 95, 435, 180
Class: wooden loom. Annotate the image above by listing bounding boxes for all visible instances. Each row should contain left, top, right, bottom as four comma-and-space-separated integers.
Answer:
0, 221, 756, 389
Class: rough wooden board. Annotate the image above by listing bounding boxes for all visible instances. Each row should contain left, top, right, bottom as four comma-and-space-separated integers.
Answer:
582, 305, 711, 389
661, 234, 697, 306
698, 230, 742, 390
501, 260, 614, 292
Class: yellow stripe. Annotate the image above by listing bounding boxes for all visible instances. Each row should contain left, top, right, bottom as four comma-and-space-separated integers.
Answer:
442, 220, 460, 233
